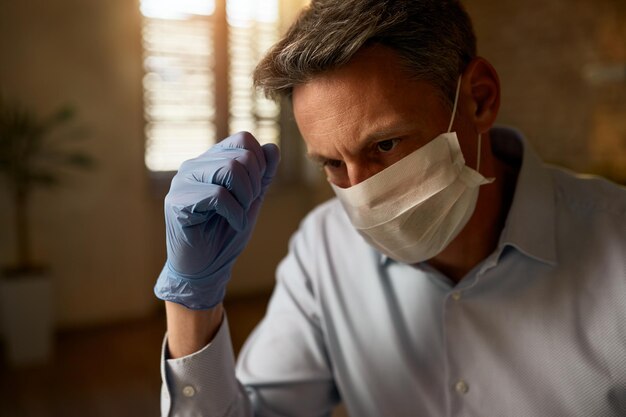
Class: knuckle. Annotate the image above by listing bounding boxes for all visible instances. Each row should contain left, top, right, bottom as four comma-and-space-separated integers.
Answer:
237, 148, 260, 168
178, 156, 204, 173
229, 131, 259, 150
164, 188, 187, 207
222, 158, 241, 174
234, 130, 255, 144
178, 159, 192, 171
213, 185, 230, 200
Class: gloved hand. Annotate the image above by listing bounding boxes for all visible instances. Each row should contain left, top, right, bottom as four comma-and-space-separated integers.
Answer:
154, 132, 280, 309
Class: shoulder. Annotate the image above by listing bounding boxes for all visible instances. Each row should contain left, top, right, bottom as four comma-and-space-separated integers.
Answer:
549, 167, 626, 218
548, 167, 626, 256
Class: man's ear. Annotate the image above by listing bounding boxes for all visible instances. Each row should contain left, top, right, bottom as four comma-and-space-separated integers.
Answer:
461, 57, 501, 134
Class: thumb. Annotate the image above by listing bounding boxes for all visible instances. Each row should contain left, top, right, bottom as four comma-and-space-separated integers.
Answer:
261, 143, 281, 191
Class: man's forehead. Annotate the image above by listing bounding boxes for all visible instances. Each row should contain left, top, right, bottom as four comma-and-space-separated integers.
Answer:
293, 77, 446, 139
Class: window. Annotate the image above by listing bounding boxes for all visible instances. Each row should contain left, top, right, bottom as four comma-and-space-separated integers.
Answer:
141, 0, 280, 172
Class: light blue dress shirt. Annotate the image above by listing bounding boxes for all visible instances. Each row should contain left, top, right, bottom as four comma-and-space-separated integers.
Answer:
161, 127, 626, 417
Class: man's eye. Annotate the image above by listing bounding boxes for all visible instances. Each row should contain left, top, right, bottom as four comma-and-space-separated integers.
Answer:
376, 139, 399, 153
322, 159, 343, 169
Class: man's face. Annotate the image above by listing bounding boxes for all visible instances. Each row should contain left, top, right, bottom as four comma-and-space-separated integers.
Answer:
293, 45, 470, 189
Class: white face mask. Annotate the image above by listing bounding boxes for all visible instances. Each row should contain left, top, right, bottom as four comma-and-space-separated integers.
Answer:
331, 78, 494, 264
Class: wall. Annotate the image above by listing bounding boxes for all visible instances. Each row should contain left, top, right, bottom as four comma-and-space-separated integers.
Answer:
0, 0, 156, 328
467, 0, 626, 182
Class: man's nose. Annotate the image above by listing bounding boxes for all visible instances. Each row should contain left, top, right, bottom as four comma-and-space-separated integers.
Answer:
345, 162, 381, 187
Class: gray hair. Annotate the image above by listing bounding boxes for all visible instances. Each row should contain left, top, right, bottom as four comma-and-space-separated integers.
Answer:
253, 0, 476, 106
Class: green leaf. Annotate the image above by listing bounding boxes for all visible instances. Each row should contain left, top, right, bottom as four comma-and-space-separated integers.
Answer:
52, 105, 75, 122
65, 152, 95, 169
41, 105, 75, 131
0, 95, 95, 196
27, 171, 59, 187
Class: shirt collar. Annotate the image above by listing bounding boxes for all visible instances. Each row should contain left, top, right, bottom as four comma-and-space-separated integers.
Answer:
379, 126, 557, 267
492, 126, 557, 266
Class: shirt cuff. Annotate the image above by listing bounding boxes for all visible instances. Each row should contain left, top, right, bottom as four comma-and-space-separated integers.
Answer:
160, 314, 240, 416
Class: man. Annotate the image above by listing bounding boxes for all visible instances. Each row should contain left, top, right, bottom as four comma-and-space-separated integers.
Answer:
155, 0, 626, 416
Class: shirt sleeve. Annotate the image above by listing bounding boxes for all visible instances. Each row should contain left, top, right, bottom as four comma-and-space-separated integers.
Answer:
160, 314, 254, 417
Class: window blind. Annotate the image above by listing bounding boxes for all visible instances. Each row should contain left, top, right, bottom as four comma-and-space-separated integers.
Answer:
141, 0, 280, 172
227, 0, 280, 145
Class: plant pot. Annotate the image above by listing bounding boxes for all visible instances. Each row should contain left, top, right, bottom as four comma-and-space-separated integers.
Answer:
0, 272, 54, 366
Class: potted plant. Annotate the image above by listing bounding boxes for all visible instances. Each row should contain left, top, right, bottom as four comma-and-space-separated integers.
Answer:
0, 95, 93, 366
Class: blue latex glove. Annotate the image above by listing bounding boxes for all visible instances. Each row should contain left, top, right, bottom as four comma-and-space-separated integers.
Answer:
154, 132, 280, 309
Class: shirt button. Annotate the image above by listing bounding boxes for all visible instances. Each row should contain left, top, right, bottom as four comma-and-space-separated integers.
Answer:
451, 291, 462, 301
455, 379, 469, 394
182, 385, 196, 397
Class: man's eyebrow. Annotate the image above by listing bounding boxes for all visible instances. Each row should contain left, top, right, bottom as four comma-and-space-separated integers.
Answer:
362, 123, 418, 143
305, 152, 329, 163
305, 122, 419, 162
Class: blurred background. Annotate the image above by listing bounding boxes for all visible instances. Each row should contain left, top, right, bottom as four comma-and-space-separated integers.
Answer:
0, 0, 624, 415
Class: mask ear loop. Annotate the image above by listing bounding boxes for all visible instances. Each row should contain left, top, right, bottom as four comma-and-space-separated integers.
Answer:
476, 133, 482, 173
447, 76, 483, 173
446, 77, 462, 133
